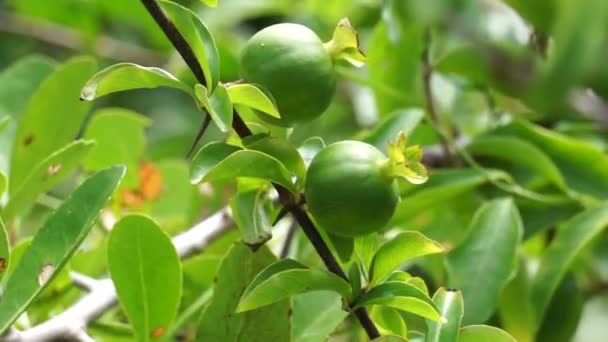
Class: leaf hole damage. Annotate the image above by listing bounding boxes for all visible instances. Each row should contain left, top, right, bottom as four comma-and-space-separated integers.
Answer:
150, 326, 165, 338
0, 258, 5, 273
38, 264, 55, 286
46, 163, 62, 177
23, 135, 34, 146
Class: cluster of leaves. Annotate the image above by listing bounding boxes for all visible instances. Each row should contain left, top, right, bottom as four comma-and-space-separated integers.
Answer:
0, 0, 607, 341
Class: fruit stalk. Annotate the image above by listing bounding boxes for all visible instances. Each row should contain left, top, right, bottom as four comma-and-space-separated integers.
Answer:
139, 0, 380, 338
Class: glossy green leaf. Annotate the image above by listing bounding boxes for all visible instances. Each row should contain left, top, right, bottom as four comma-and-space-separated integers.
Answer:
108, 215, 182, 342
83, 108, 150, 187
9, 57, 96, 194
355, 281, 442, 322
0, 171, 5, 197
355, 234, 381, 276
372, 306, 407, 336
199, 0, 218, 7
467, 135, 567, 191
238, 259, 351, 312
0, 55, 55, 176
198, 243, 290, 341
497, 120, 608, 200
369, 231, 444, 286
230, 186, 272, 250
364, 108, 424, 154
498, 257, 536, 342
159, 0, 220, 92
326, 232, 354, 263
392, 168, 510, 223
298, 137, 325, 167
243, 134, 306, 183
426, 288, 464, 342
80, 63, 192, 101
445, 198, 523, 324
458, 325, 517, 342
0, 116, 8, 133
2, 140, 95, 219
0, 217, 9, 282
292, 291, 347, 342
531, 202, 608, 319
194, 83, 233, 132
226, 83, 280, 119
0, 166, 125, 334
190, 143, 296, 192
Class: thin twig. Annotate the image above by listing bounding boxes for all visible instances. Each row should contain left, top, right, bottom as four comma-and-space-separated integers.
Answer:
421, 28, 455, 166
1, 209, 233, 342
279, 221, 298, 259
0, 10, 166, 66
138, 0, 379, 338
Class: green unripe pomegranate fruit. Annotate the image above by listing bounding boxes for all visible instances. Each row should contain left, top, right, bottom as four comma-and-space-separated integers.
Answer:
305, 141, 400, 237
240, 23, 336, 127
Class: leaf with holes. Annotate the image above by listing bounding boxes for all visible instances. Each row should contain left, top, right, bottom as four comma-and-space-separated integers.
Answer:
238, 259, 351, 312
9, 57, 96, 195
108, 215, 182, 342
80, 63, 192, 101
190, 142, 296, 192
369, 231, 444, 286
2, 140, 95, 219
194, 83, 233, 132
226, 83, 280, 119
159, 0, 220, 92
0, 166, 125, 334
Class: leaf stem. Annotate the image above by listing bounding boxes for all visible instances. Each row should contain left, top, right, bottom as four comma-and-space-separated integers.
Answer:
139, 0, 380, 338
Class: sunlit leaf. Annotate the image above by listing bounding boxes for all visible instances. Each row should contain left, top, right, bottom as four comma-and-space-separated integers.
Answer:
194, 83, 233, 132
226, 83, 280, 119
230, 184, 272, 250
0, 218, 9, 282
243, 134, 306, 183
425, 288, 464, 342
159, 0, 220, 92
369, 231, 444, 286
292, 291, 346, 342
80, 63, 192, 101
298, 137, 325, 167
458, 325, 517, 342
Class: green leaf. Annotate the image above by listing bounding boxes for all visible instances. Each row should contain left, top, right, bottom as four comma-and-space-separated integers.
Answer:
0, 171, 5, 197
392, 168, 510, 223
238, 259, 351, 312
325, 18, 366, 67
458, 325, 517, 342
531, 202, 608, 319
230, 186, 272, 250
497, 120, 608, 200
243, 134, 306, 184
108, 215, 182, 342
0, 166, 125, 334
80, 63, 192, 101
226, 83, 280, 119
199, 0, 218, 7
83, 108, 151, 187
355, 234, 381, 277
0, 116, 8, 133
364, 108, 424, 154
198, 243, 290, 341
369, 231, 444, 286
2, 140, 95, 219
0, 55, 55, 177
355, 281, 442, 322
298, 137, 325, 166
194, 83, 233, 132
372, 306, 407, 336
292, 291, 347, 342
536, 274, 583, 342
426, 288, 464, 342
467, 135, 568, 191
498, 257, 536, 342
326, 232, 354, 263
0, 217, 9, 282
9, 57, 96, 194
190, 143, 296, 192
445, 198, 523, 324
159, 0, 220, 92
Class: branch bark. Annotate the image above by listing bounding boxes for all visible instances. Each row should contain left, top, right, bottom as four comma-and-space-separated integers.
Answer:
138, 0, 380, 338
1, 209, 233, 342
